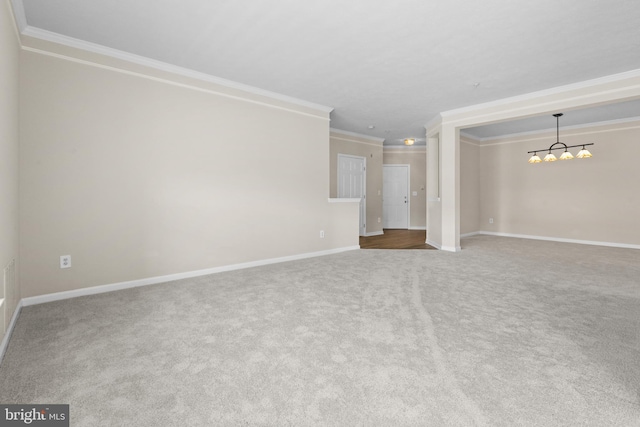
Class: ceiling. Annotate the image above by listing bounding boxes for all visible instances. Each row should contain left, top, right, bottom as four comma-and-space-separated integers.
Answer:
18, 0, 640, 145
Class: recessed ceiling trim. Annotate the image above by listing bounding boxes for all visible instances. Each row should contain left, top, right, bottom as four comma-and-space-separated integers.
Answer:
20, 25, 334, 115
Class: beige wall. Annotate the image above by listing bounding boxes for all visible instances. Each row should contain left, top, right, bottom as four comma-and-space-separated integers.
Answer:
479, 120, 640, 245
330, 131, 383, 235
0, 0, 20, 337
383, 148, 427, 229
19, 44, 358, 298
460, 139, 480, 235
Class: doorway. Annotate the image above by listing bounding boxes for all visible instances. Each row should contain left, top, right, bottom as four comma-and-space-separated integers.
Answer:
337, 154, 366, 236
383, 164, 409, 229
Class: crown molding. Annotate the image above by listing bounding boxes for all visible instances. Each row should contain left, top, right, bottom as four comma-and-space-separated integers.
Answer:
474, 116, 640, 145
424, 113, 443, 135
460, 134, 482, 147
19, 25, 334, 115
459, 132, 482, 144
441, 69, 640, 121
423, 69, 640, 136
330, 128, 385, 146
383, 145, 427, 153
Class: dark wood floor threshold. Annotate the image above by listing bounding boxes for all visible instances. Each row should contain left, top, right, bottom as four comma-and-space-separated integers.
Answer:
359, 229, 436, 250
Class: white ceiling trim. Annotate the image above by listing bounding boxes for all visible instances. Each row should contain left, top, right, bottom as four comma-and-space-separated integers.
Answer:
459, 133, 482, 145
22, 44, 332, 121
460, 140, 480, 147
20, 25, 334, 115
441, 69, 640, 123
478, 117, 640, 147
424, 114, 443, 135
330, 128, 385, 146
383, 146, 427, 153
14, 0, 640, 143
477, 116, 640, 143
426, 70, 640, 139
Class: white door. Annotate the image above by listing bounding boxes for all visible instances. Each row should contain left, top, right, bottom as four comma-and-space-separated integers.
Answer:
337, 154, 366, 236
383, 164, 409, 229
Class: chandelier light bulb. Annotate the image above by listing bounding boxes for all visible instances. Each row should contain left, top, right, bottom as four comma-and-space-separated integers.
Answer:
559, 150, 574, 160
576, 147, 593, 158
528, 153, 542, 163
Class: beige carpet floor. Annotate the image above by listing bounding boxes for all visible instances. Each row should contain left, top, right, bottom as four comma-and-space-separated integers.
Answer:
0, 235, 639, 426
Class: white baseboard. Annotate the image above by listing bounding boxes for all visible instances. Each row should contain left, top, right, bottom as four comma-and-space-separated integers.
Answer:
426, 239, 461, 252
426, 239, 441, 250
461, 231, 481, 238
0, 299, 23, 366
21, 245, 361, 307
365, 231, 384, 237
409, 226, 427, 231
475, 231, 640, 250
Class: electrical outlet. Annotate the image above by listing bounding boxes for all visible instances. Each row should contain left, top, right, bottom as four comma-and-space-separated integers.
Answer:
60, 255, 72, 269
489, 218, 494, 224
319, 230, 325, 238
378, 217, 381, 223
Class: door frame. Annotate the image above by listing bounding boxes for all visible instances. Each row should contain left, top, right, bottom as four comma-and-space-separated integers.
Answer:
337, 153, 367, 236
383, 164, 410, 229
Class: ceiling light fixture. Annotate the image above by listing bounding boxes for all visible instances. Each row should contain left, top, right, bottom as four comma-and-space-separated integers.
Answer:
404, 138, 415, 146
527, 113, 594, 164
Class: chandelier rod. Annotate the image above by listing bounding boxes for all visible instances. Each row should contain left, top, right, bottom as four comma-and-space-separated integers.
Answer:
527, 142, 594, 154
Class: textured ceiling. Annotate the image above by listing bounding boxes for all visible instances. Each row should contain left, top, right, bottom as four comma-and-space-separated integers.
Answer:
19, 0, 640, 145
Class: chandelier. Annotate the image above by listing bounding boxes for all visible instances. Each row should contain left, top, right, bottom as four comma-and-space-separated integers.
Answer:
527, 113, 594, 163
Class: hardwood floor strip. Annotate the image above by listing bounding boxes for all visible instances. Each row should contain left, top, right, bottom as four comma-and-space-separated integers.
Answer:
359, 229, 436, 250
